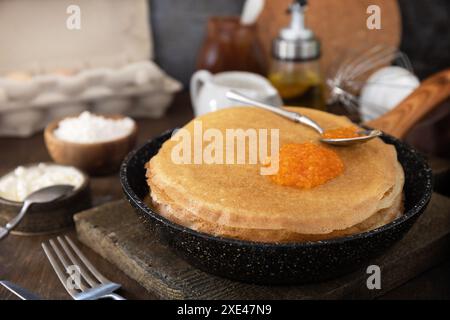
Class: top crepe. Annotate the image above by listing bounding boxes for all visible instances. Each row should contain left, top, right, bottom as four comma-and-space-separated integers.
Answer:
146, 107, 404, 236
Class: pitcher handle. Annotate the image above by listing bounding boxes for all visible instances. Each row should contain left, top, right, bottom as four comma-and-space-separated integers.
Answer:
190, 70, 212, 114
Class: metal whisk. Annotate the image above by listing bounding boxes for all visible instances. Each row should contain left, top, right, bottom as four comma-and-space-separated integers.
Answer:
326, 45, 417, 120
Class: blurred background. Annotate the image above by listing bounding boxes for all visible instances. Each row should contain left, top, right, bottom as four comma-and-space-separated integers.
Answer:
151, 0, 450, 85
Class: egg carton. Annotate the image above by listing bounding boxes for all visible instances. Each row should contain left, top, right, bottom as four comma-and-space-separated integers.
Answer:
0, 61, 182, 137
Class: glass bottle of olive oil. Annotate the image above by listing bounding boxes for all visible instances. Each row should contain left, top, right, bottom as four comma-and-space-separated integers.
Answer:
268, 0, 325, 110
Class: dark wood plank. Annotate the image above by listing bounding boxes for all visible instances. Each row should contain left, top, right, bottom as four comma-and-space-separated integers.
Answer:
381, 259, 450, 300
74, 194, 450, 299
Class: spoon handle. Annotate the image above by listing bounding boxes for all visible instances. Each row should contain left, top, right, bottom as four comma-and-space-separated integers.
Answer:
0, 201, 32, 240
0, 226, 8, 240
226, 90, 324, 134
6, 201, 31, 230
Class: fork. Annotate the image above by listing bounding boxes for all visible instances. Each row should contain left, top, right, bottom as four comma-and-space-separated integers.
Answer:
42, 235, 125, 300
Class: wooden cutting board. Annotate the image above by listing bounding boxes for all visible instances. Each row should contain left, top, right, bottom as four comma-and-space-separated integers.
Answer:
256, 0, 401, 75
74, 193, 450, 299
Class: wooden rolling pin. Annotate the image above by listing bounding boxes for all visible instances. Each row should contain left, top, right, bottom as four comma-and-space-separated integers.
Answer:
367, 68, 450, 139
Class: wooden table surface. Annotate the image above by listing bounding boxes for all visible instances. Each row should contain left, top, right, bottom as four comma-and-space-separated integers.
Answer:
0, 92, 449, 300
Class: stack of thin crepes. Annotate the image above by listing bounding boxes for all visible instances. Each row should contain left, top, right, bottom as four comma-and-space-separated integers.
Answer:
146, 107, 404, 243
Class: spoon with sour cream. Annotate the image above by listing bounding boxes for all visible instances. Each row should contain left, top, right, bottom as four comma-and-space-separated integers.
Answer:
0, 185, 74, 240
226, 90, 382, 146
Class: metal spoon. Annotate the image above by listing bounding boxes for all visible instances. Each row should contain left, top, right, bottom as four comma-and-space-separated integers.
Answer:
0, 184, 74, 240
226, 90, 382, 146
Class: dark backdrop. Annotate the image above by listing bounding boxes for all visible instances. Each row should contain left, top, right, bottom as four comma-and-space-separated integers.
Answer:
398, 0, 450, 79
149, 0, 450, 86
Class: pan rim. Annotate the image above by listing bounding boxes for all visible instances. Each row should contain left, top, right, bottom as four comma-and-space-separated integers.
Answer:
120, 128, 433, 248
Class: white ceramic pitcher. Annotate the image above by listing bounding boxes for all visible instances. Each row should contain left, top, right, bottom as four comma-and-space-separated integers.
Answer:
190, 70, 282, 116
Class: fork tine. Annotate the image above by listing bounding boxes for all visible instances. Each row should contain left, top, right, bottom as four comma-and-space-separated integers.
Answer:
42, 242, 79, 299
57, 236, 98, 288
48, 239, 89, 292
49, 239, 70, 269
64, 235, 109, 284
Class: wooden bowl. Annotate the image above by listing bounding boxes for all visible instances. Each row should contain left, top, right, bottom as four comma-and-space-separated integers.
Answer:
0, 163, 91, 235
44, 115, 138, 175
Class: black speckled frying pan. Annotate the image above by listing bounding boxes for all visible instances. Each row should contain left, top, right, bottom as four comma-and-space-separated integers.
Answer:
120, 70, 448, 284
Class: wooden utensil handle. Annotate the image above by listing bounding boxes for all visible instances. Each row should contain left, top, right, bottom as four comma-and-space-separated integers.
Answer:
366, 68, 450, 139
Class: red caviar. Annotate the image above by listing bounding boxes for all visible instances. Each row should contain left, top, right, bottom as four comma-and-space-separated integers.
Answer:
269, 142, 344, 188
322, 126, 360, 139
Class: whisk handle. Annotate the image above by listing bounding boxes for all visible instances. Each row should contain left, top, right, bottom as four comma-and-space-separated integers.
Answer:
366, 68, 450, 139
